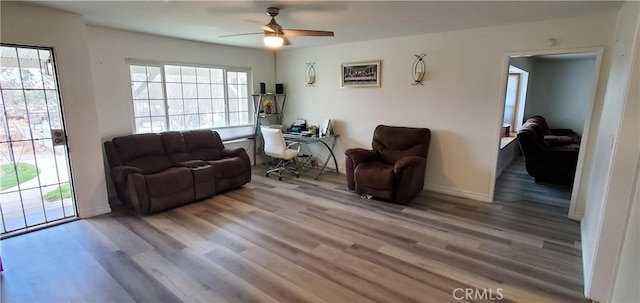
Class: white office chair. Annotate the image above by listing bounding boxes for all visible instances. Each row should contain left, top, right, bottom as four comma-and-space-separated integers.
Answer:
261, 126, 300, 180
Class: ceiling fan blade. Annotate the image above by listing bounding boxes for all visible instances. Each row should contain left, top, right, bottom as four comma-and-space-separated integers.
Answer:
282, 29, 334, 37
219, 32, 263, 38
282, 36, 291, 46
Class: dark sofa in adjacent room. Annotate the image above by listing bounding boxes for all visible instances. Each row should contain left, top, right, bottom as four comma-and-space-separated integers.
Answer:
104, 130, 251, 214
517, 116, 580, 185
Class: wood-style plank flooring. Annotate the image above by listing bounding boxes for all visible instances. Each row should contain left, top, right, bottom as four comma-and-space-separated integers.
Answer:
495, 156, 573, 209
0, 165, 585, 302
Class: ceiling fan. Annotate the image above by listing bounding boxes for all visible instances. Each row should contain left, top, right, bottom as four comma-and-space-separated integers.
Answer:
220, 7, 334, 48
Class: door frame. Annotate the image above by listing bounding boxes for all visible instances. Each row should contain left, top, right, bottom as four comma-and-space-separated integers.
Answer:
490, 46, 604, 220
0, 43, 79, 237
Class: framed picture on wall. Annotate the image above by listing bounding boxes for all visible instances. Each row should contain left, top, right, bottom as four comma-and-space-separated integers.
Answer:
340, 60, 381, 88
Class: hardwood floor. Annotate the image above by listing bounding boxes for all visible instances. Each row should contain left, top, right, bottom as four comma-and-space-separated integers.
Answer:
0, 166, 585, 302
495, 156, 573, 209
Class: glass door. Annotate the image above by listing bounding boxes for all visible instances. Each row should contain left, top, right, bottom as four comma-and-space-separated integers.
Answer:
0, 44, 76, 236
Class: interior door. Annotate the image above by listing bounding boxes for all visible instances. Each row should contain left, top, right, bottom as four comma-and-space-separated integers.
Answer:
0, 44, 76, 236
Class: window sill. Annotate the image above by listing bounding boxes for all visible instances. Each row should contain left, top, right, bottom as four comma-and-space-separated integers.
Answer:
500, 136, 518, 149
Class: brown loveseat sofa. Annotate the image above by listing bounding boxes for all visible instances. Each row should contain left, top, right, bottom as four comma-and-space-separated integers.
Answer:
104, 130, 251, 214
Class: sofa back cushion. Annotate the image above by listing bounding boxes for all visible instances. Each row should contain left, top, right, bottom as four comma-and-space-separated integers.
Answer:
111, 133, 172, 174
372, 125, 431, 165
160, 131, 192, 164
183, 130, 224, 161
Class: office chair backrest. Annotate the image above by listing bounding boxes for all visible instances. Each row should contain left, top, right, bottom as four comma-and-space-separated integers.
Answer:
261, 127, 286, 156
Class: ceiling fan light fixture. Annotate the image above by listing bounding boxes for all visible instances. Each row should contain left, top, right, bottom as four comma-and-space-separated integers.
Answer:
264, 33, 284, 48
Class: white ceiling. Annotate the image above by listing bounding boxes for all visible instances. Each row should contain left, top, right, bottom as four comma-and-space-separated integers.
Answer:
33, 1, 623, 50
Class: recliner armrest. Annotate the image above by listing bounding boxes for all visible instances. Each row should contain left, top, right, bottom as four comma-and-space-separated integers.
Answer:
394, 156, 425, 174
222, 147, 246, 158
111, 165, 142, 184
345, 148, 378, 165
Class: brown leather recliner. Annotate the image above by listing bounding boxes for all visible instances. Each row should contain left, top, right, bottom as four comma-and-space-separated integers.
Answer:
345, 125, 431, 204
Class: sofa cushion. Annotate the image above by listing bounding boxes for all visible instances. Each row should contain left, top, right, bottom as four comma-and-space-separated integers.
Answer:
544, 135, 576, 146
354, 161, 395, 190
160, 131, 192, 164
112, 134, 172, 174
183, 130, 224, 161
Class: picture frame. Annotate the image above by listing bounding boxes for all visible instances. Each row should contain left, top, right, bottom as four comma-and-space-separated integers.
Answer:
340, 60, 381, 88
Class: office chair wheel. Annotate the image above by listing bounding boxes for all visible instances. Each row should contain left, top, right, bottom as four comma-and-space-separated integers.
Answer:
266, 173, 270, 177
295, 173, 300, 178
278, 176, 283, 181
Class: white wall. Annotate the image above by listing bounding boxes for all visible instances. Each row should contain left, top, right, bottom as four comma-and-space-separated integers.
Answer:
612, 161, 640, 302
524, 58, 596, 135
85, 26, 274, 198
581, 1, 640, 301
0, 2, 110, 217
85, 26, 275, 141
276, 13, 616, 202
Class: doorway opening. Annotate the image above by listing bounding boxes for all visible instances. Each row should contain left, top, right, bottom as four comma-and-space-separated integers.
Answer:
0, 44, 77, 237
494, 49, 601, 219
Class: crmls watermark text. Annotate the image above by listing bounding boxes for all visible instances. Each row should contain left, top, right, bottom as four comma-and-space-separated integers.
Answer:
452, 288, 504, 301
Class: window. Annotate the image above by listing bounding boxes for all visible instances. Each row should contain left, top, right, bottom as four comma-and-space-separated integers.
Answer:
503, 73, 521, 129
129, 61, 251, 134
501, 65, 530, 137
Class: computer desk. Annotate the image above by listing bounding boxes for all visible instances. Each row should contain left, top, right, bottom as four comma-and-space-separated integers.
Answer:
283, 133, 339, 179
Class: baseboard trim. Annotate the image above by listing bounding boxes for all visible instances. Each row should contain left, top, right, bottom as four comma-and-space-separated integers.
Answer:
323, 166, 490, 202
78, 203, 112, 218
569, 211, 584, 221
423, 184, 492, 202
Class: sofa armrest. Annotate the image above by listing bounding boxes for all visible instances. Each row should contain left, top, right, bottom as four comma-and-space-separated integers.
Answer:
394, 156, 426, 204
222, 147, 245, 158
394, 156, 425, 175
544, 135, 577, 146
345, 148, 378, 166
110, 165, 142, 184
345, 148, 378, 190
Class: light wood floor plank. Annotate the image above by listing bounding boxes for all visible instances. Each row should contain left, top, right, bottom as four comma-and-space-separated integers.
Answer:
0, 159, 587, 302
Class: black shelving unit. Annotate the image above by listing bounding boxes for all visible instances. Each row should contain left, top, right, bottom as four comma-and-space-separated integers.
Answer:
251, 93, 287, 165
